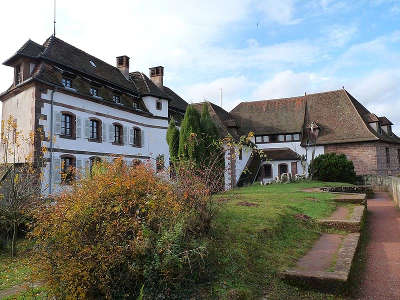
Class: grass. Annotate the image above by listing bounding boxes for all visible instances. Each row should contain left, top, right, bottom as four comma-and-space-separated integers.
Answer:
0, 240, 34, 292
204, 180, 354, 299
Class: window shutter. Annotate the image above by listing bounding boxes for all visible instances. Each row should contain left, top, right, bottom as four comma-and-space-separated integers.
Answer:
54, 112, 61, 135
109, 124, 114, 142
76, 159, 83, 179
129, 128, 134, 145
123, 126, 128, 145
76, 117, 82, 138
102, 122, 107, 142
84, 119, 90, 139
53, 158, 61, 184
141, 130, 145, 148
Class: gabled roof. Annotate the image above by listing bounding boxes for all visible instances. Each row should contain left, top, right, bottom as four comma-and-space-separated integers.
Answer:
230, 89, 400, 145
3, 40, 44, 65
230, 96, 306, 135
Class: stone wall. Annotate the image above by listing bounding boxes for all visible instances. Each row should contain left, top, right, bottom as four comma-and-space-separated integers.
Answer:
391, 177, 400, 209
376, 142, 400, 176
324, 142, 378, 175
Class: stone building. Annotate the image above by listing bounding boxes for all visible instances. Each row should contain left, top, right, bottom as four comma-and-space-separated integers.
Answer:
195, 89, 400, 189
0, 36, 187, 195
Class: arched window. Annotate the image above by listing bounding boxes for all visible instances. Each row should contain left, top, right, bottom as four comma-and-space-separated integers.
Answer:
61, 112, 75, 138
133, 127, 141, 147
89, 118, 101, 142
113, 123, 123, 144
60, 154, 76, 184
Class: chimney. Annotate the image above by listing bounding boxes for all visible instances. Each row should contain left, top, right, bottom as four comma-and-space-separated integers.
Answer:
116, 55, 130, 79
149, 66, 164, 87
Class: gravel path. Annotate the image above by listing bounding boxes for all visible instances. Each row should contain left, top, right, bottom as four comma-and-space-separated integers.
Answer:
359, 192, 400, 299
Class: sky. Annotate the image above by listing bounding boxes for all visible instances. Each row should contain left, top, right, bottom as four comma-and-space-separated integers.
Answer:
0, 0, 399, 133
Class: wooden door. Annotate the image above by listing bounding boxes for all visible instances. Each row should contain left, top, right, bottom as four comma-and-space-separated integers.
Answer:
291, 162, 298, 176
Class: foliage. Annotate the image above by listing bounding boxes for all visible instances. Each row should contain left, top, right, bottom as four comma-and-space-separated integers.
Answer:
166, 118, 180, 162
309, 153, 356, 183
207, 181, 354, 300
199, 104, 219, 165
0, 116, 45, 257
31, 159, 215, 299
178, 104, 203, 162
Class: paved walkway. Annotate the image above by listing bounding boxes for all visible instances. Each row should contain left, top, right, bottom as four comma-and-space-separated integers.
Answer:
359, 192, 400, 299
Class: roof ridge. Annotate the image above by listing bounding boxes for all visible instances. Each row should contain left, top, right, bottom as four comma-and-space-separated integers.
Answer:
139, 72, 151, 94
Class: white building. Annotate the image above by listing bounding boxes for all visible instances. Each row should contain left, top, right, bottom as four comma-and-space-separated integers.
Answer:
0, 36, 187, 195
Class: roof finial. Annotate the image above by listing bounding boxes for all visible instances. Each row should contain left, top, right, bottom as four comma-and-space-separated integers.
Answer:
53, 0, 57, 36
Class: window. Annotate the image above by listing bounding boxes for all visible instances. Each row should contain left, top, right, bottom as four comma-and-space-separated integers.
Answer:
388, 126, 393, 136
113, 124, 122, 144
398, 149, 400, 166
61, 156, 75, 184
239, 148, 242, 160
255, 136, 262, 143
133, 127, 141, 147
89, 157, 102, 174
61, 113, 73, 137
285, 134, 292, 141
90, 87, 98, 97
113, 95, 121, 104
293, 134, 300, 141
90, 119, 100, 141
378, 124, 383, 135
278, 135, 285, 142
156, 155, 165, 173
15, 65, 22, 84
156, 100, 162, 110
62, 78, 72, 88
263, 164, 272, 178
386, 147, 390, 167
263, 135, 269, 143
132, 101, 139, 110
270, 135, 278, 143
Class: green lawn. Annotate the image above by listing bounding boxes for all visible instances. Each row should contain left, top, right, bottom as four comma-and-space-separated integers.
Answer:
205, 181, 354, 299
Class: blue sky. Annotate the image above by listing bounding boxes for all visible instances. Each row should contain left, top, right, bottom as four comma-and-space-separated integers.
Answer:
1, 0, 399, 133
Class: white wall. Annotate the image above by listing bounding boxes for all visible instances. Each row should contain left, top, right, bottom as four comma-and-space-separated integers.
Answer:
40, 89, 170, 195
142, 96, 168, 118
260, 160, 297, 184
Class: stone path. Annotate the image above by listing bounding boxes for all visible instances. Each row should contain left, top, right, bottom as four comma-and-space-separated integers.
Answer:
358, 192, 400, 299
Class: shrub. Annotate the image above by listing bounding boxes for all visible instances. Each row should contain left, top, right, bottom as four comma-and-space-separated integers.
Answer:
309, 153, 356, 183
31, 159, 214, 299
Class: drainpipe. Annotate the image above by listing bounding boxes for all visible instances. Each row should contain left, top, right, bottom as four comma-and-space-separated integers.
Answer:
48, 88, 57, 195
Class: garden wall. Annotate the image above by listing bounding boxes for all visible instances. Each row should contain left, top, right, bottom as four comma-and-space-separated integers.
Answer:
361, 174, 400, 208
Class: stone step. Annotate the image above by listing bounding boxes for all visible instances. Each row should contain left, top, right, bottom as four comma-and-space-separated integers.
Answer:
318, 205, 366, 232
333, 193, 366, 204
281, 233, 360, 290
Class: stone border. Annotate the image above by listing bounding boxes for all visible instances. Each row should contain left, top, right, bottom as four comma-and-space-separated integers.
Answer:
321, 186, 373, 195
333, 193, 366, 205
281, 233, 361, 290
318, 205, 366, 232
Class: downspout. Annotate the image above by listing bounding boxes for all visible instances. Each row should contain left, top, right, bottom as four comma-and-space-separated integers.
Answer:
48, 88, 57, 194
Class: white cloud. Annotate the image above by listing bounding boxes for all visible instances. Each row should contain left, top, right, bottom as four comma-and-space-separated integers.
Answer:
257, 0, 301, 25
322, 24, 358, 47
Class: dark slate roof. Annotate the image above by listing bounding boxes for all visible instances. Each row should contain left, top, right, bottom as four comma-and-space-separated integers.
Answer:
162, 86, 188, 112
129, 72, 169, 99
262, 148, 300, 160
40, 36, 138, 93
193, 102, 239, 138
231, 89, 400, 145
129, 72, 188, 112
3, 40, 44, 65
378, 116, 393, 126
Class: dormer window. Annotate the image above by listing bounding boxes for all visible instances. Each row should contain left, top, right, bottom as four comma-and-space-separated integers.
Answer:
90, 87, 98, 97
378, 124, 383, 135
15, 65, 22, 85
113, 95, 121, 104
62, 78, 72, 88
156, 100, 162, 110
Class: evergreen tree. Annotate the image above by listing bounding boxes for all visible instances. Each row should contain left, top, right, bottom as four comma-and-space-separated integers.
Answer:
200, 103, 219, 161
178, 104, 201, 161
166, 118, 180, 162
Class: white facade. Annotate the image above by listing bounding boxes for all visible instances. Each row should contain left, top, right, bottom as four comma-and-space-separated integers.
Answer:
38, 89, 170, 195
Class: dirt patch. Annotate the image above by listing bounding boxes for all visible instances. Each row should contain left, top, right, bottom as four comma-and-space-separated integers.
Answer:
236, 201, 259, 207
294, 214, 312, 221
216, 197, 230, 203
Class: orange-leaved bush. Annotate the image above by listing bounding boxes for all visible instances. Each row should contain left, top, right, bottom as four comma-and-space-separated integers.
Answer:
31, 159, 213, 299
